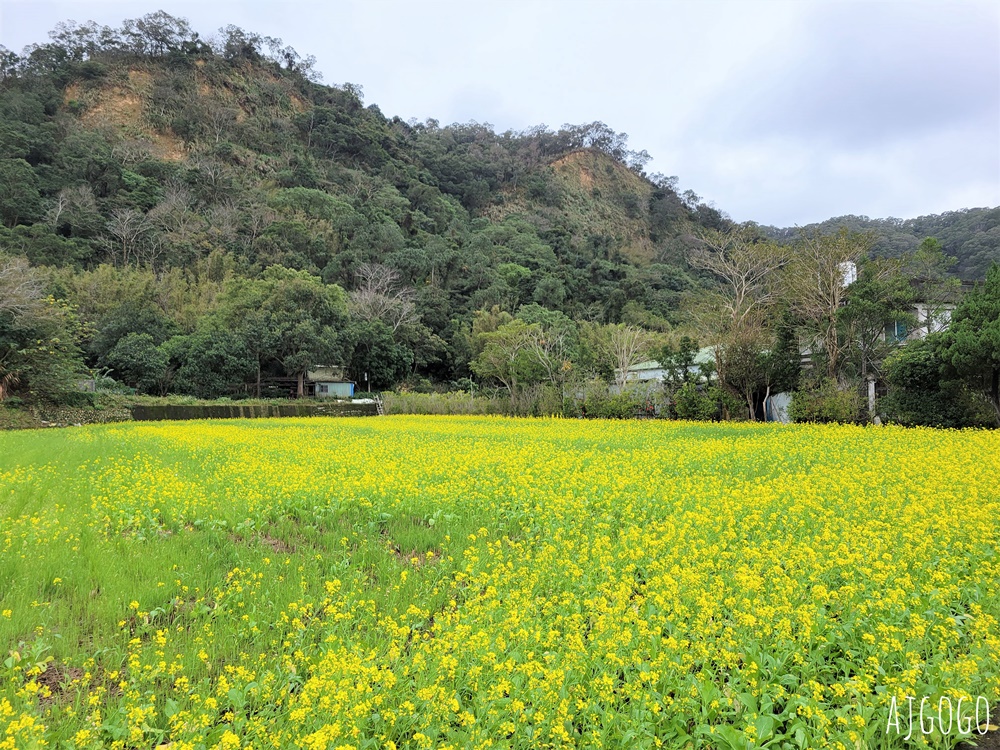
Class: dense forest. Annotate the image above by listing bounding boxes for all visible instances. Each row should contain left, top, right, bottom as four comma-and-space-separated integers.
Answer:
764, 211, 1000, 280
1, 12, 998, 425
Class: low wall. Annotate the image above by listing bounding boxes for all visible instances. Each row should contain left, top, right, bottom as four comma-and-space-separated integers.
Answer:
131, 402, 378, 421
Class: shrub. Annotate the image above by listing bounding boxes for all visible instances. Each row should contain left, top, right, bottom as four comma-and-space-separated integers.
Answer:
789, 380, 861, 424
584, 393, 638, 420
673, 382, 734, 421
880, 339, 993, 428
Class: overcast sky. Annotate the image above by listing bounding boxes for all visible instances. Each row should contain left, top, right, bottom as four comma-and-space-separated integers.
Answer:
1, 0, 997, 227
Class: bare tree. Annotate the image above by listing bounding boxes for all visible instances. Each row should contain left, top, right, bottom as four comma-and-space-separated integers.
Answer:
148, 182, 203, 242
526, 325, 573, 390
207, 200, 240, 246
45, 185, 102, 237
584, 323, 653, 390
242, 204, 276, 249
0, 257, 53, 401
689, 225, 789, 330
0, 256, 47, 320
111, 138, 153, 166
190, 156, 229, 201
103, 208, 155, 267
787, 228, 874, 381
470, 319, 537, 403
688, 225, 790, 417
45, 191, 69, 228
349, 263, 418, 333
206, 103, 239, 145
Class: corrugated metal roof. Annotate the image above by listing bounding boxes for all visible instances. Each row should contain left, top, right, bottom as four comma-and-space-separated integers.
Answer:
626, 347, 716, 371
630, 360, 663, 371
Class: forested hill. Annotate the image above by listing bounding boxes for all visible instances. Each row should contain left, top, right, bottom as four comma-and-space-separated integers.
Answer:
0, 12, 997, 394
0, 15, 720, 330
763, 209, 1000, 280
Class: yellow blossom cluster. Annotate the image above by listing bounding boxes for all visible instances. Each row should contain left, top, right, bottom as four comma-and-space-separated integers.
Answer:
0, 416, 997, 748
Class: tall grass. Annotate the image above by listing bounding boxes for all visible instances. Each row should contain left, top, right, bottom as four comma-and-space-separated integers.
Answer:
382, 386, 564, 417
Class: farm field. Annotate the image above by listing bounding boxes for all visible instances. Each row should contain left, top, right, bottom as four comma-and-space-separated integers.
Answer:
1, 416, 998, 750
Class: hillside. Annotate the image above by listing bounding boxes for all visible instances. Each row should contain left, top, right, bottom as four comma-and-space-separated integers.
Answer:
0, 17, 721, 374
0, 12, 997, 402
764, 208, 1000, 280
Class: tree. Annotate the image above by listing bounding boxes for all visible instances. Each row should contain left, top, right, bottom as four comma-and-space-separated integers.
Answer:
215, 25, 265, 61
47, 185, 103, 239
470, 319, 542, 400
757, 311, 802, 408
348, 262, 418, 333
935, 263, 1000, 425
0, 255, 83, 402
345, 320, 413, 391
167, 326, 256, 399
516, 304, 578, 393
0, 158, 42, 227
218, 266, 349, 397
837, 255, 915, 383
903, 237, 961, 336
0, 256, 46, 319
93, 299, 179, 364
787, 228, 875, 381
657, 336, 700, 387
687, 225, 788, 417
688, 225, 788, 331
119, 12, 196, 56
102, 208, 157, 267
0, 46, 19, 80
581, 323, 654, 390
881, 337, 989, 428
103, 332, 168, 394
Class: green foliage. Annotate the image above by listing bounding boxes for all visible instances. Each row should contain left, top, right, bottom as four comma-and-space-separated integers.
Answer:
766, 208, 1000, 280
760, 313, 802, 395
382, 390, 514, 416
214, 266, 349, 394
880, 338, 990, 428
0, 299, 85, 404
788, 380, 861, 424
0, 158, 42, 226
656, 336, 700, 387
0, 13, 994, 414
934, 263, 1000, 425
103, 332, 167, 395
470, 319, 544, 397
579, 391, 645, 420
166, 326, 256, 399
93, 300, 180, 363
346, 320, 413, 390
0, 224, 94, 267
837, 256, 915, 380
673, 382, 735, 421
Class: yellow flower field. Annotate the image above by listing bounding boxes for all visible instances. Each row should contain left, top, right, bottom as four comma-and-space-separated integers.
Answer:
0, 416, 998, 749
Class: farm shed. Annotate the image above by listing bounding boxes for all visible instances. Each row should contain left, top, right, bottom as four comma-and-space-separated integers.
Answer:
306, 366, 355, 398
313, 381, 354, 398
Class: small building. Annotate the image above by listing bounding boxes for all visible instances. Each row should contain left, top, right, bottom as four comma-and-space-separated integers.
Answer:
313, 381, 354, 398
627, 360, 670, 383
886, 303, 953, 343
623, 347, 716, 385
306, 366, 355, 399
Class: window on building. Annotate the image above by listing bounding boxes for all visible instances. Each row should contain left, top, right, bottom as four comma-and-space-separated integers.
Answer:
318, 384, 328, 394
